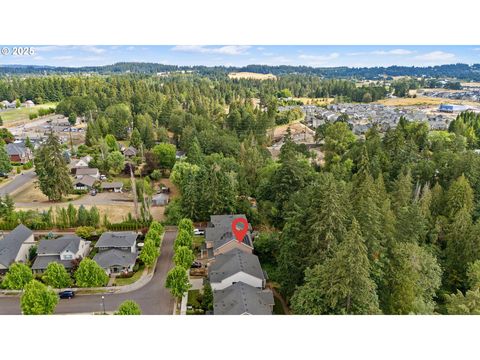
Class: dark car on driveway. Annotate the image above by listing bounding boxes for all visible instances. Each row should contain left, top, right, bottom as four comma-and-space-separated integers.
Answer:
59, 290, 75, 299
191, 261, 203, 269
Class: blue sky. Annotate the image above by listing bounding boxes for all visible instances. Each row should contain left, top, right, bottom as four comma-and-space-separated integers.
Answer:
1, 45, 480, 67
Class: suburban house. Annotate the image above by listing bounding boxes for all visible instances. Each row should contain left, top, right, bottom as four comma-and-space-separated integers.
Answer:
75, 167, 100, 179
208, 249, 266, 290
6, 143, 33, 164
69, 156, 92, 174
202, 214, 254, 259
31, 235, 91, 273
73, 175, 97, 190
0, 224, 35, 273
123, 146, 137, 157
93, 232, 138, 275
213, 281, 274, 315
101, 182, 123, 193
152, 193, 169, 206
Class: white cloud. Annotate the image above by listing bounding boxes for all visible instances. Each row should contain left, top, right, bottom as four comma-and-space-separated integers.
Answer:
349, 49, 414, 56
33, 56, 45, 61
414, 51, 455, 61
52, 55, 74, 61
298, 52, 340, 65
81, 46, 106, 54
171, 45, 251, 55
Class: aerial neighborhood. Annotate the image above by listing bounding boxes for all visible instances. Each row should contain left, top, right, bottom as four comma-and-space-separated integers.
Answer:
1, 55, 480, 317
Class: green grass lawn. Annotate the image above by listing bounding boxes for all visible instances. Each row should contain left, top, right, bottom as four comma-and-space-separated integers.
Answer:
115, 264, 145, 286
1, 102, 58, 124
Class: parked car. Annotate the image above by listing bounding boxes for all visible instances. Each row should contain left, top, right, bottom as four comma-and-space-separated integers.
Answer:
59, 290, 75, 299
99, 175, 107, 180
191, 261, 203, 269
90, 189, 97, 196
0, 172, 9, 178
193, 228, 205, 236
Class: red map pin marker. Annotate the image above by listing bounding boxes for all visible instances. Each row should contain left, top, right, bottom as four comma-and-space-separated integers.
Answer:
231, 218, 249, 243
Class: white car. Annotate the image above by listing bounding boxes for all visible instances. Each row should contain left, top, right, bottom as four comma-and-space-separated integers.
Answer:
194, 229, 205, 236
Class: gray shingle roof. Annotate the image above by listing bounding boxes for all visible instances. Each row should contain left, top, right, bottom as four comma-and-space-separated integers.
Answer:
93, 249, 137, 268
213, 282, 274, 315
31, 256, 75, 270
76, 168, 99, 176
74, 175, 96, 187
6, 143, 28, 157
209, 249, 264, 284
37, 235, 84, 255
101, 182, 123, 189
206, 214, 253, 251
95, 232, 138, 249
0, 224, 33, 267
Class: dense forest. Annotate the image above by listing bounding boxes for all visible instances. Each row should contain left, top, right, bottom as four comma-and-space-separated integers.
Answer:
3, 73, 480, 314
2, 62, 480, 80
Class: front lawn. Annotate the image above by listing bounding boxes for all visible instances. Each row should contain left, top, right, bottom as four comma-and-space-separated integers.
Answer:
114, 264, 145, 286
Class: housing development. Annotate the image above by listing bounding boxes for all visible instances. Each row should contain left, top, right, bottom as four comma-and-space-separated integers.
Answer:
2, 46, 480, 316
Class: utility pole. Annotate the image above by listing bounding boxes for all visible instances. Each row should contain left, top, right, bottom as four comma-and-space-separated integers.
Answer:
130, 162, 139, 220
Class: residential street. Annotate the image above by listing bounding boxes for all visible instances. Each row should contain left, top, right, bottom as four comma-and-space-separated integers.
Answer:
0, 229, 176, 315
0, 170, 36, 196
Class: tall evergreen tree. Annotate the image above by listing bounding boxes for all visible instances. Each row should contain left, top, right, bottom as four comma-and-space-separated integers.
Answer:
35, 133, 73, 201
291, 219, 381, 314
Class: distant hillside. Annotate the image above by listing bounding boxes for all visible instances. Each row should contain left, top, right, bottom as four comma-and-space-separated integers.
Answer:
1, 62, 480, 80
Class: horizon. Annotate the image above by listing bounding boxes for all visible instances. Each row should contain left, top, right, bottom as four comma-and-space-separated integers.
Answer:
1, 45, 479, 68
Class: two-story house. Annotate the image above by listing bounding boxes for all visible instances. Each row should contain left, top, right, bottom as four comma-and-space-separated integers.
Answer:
31, 235, 91, 273
208, 249, 266, 290
93, 232, 138, 275
202, 214, 254, 260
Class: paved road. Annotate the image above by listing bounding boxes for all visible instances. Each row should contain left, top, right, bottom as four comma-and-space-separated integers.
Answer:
0, 170, 36, 196
0, 229, 177, 315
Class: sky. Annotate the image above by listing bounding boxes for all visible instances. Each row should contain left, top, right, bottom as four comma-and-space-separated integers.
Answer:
1, 45, 480, 68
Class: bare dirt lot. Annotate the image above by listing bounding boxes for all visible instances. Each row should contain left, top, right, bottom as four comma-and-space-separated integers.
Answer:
228, 72, 276, 80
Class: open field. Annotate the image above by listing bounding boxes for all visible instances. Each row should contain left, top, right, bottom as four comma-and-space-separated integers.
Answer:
375, 96, 480, 107
228, 72, 276, 80
0, 102, 58, 125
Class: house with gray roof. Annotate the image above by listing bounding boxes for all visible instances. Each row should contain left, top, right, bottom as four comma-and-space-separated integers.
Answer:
101, 182, 123, 193
93, 232, 138, 275
203, 214, 254, 259
32, 235, 91, 273
6, 143, 33, 164
73, 175, 97, 190
123, 146, 137, 157
75, 167, 100, 179
213, 281, 274, 315
208, 249, 266, 290
0, 224, 35, 273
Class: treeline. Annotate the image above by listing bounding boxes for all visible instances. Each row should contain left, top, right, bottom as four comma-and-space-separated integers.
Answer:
168, 112, 480, 315
2, 62, 480, 80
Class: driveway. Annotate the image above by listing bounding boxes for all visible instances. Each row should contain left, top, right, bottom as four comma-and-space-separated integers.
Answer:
0, 170, 36, 196
0, 229, 177, 315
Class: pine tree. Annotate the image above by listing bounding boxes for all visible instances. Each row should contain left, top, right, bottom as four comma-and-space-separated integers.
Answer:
34, 133, 73, 201
291, 219, 381, 314
0, 140, 12, 174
